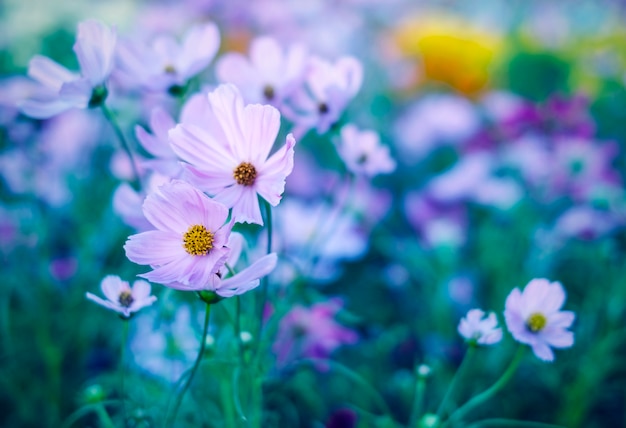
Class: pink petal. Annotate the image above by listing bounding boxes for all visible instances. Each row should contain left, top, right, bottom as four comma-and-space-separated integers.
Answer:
28, 55, 77, 89
230, 186, 263, 225
131, 279, 153, 300
100, 275, 126, 302
255, 134, 296, 206
124, 230, 186, 266
241, 103, 281, 163
217, 253, 278, 297
169, 123, 237, 173
177, 22, 220, 80
73, 20, 117, 86
206, 84, 247, 152
531, 342, 555, 362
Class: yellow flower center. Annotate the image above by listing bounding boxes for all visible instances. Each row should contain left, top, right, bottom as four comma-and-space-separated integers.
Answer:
527, 312, 547, 332
183, 225, 214, 256
233, 162, 257, 186
263, 85, 275, 100
118, 290, 134, 308
164, 64, 177, 74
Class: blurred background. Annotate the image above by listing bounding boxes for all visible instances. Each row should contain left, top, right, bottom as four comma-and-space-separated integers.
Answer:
2, 0, 626, 427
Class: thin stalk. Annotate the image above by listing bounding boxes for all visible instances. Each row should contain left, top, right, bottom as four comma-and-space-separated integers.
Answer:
446, 346, 525, 426
436, 345, 477, 421
94, 403, 116, 428
120, 320, 129, 428
408, 369, 429, 428
166, 303, 212, 427
255, 199, 273, 344
100, 104, 141, 189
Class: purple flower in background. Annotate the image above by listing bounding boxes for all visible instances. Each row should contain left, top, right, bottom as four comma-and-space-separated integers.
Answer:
134, 107, 182, 178
169, 84, 296, 225
458, 309, 502, 346
504, 278, 575, 362
273, 299, 358, 364
116, 22, 220, 92
86, 275, 156, 318
124, 180, 233, 290
216, 35, 307, 107
336, 124, 396, 177
20, 20, 116, 118
285, 55, 363, 135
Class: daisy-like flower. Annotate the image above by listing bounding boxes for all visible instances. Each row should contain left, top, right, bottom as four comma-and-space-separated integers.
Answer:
116, 22, 220, 93
124, 180, 234, 290
216, 36, 307, 107
284, 55, 363, 135
207, 232, 277, 298
504, 278, 575, 362
458, 309, 502, 346
20, 20, 116, 119
86, 275, 156, 318
336, 124, 396, 177
169, 84, 296, 225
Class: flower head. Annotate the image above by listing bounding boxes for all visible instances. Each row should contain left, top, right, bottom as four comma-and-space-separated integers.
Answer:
504, 278, 575, 362
216, 36, 307, 108
86, 275, 156, 318
336, 124, 395, 177
20, 20, 116, 118
169, 84, 296, 225
124, 180, 234, 290
458, 309, 502, 346
116, 23, 220, 92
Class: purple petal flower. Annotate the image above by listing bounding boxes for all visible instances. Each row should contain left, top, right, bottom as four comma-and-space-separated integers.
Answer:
336, 124, 395, 177
504, 279, 575, 362
216, 36, 307, 108
19, 20, 116, 119
124, 180, 234, 290
169, 84, 296, 225
86, 275, 157, 318
458, 309, 502, 346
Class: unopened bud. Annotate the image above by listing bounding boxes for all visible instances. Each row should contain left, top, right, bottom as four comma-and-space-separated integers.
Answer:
82, 384, 106, 404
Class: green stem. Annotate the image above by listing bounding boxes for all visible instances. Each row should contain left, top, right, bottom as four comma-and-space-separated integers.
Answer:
94, 403, 116, 428
120, 320, 129, 428
446, 346, 525, 426
255, 200, 273, 345
408, 368, 430, 427
100, 103, 141, 189
236, 295, 244, 364
166, 303, 212, 427
436, 345, 476, 421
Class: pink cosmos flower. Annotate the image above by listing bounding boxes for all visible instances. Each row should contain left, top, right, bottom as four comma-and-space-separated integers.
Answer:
211, 232, 278, 297
216, 36, 307, 108
273, 299, 358, 364
86, 275, 156, 318
336, 124, 396, 177
458, 309, 502, 346
284, 55, 363, 135
135, 107, 182, 178
116, 22, 220, 92
169, 84, 296, 225
504, 278, 575, 362
20, 20, 116, 118
124, 180, 234, 290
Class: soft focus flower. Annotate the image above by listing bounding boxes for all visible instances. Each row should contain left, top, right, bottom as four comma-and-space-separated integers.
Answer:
116, 22, 220, 92
86, 275, 156, 318
273, 299, 358, 364
504, 278, 575, 362
285, 55, 363, 135
199, 232, 277, 297
169, 84, 296, 225
216, 35, 307, 107
20, 20, 116, 118
336, 124, 396, 177
134, 107, 182, 178
124, 180, 234, 290
458, 309, 502, 346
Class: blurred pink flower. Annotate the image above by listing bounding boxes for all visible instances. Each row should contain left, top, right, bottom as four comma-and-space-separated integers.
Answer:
169, 84, 296, 225
336, 124, 395, 177
273, 299, 358, 364
216, 36, 307, 108
86, 275, 156, 318
285, 55, 363, 135
458, 309, 502, 346
124, 180, 234, 290
504, 278, 575, 362
20, 20, 116, 118
116, 22, 220, 92
134, 107, 182, 178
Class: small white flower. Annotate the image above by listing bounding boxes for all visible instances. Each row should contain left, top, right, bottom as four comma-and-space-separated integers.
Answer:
86, 275, 156, 318
458, 309, 502, 346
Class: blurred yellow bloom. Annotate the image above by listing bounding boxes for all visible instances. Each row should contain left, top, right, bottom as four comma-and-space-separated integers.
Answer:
393, 14, 504, 95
